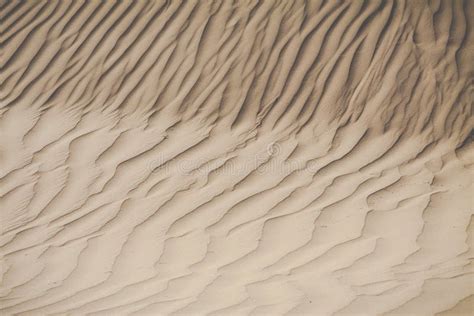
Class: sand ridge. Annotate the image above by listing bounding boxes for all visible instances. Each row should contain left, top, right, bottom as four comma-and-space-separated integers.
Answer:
0, 0, 473, 315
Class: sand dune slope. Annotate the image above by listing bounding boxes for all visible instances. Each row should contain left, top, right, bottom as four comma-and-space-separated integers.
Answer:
1, 0, 473, 315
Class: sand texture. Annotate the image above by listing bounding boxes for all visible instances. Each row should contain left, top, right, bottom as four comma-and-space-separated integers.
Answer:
1, 0, 473, 315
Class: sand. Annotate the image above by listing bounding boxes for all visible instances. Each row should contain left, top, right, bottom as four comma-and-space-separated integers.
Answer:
0, 0, 473, 315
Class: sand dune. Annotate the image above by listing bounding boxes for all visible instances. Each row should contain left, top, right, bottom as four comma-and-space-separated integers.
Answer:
1, 0, 473, 315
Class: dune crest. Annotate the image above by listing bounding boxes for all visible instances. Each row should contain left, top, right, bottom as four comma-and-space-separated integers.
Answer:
1, 0, 473, 315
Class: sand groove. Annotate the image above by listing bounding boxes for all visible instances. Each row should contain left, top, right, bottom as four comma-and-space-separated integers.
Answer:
0, 0, 473, 315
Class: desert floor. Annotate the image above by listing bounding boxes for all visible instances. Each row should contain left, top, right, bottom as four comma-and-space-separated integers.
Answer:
1, 0, 473, 315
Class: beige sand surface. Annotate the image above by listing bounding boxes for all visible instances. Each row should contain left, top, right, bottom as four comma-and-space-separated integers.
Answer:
1, 0, 473, 315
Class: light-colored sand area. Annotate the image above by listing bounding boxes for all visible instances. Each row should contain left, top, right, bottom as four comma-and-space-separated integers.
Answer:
1, 0, 473, 315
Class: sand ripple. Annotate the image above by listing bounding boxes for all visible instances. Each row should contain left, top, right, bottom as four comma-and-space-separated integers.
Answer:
1, 0, 473, 315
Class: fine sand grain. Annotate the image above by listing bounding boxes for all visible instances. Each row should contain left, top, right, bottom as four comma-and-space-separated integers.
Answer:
1, 0, 473, 315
